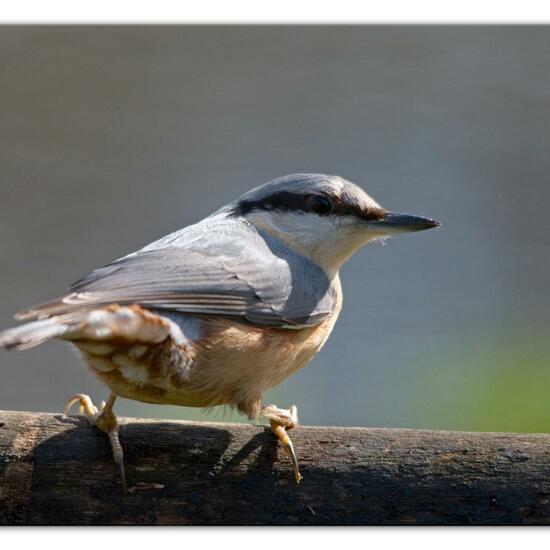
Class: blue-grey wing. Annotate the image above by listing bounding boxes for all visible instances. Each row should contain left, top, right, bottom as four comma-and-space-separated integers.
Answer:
16, 217, 337, 328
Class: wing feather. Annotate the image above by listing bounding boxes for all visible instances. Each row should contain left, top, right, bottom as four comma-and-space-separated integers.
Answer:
16, 219, 337, 328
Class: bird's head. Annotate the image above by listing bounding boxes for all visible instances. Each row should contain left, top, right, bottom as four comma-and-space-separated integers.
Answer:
228, 173, 439, 276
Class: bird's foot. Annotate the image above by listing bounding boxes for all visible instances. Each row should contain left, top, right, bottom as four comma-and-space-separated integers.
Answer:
261, 404, 302, 483
262, 403, 298, 429
65, 393, 126, 493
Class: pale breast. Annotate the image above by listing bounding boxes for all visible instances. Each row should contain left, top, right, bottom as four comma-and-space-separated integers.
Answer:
185, 308, 341, 417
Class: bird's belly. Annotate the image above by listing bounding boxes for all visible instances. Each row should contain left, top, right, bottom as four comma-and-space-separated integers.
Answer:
74, 307, 340, 417
189, 316, 338, 415
77, 338, 209, 408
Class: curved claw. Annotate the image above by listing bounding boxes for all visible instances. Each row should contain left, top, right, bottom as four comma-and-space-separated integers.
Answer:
64, 394, 99, 417
109, 428, 127, 494
270, 421, 303, 483
263, 403, 302, 483
63, 392, 126, 493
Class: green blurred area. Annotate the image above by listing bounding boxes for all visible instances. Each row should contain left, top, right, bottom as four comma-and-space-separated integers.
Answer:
406, 331, 550, 433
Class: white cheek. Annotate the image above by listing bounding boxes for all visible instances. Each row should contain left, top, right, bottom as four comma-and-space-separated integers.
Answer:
310, 223, 364, 268
248, 211, 375, 274
252, 211, 338, 247
293, 215, 339, 247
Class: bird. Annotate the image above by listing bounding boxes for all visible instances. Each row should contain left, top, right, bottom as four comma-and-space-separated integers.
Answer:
0, 173, 439, 490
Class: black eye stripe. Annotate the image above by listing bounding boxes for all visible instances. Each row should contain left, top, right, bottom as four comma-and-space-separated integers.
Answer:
234, 191, 309, 216
307, 195, 332, 214
231, 191, 385, 220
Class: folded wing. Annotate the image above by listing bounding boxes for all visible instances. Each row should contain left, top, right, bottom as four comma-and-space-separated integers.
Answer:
16, 220, 336, 328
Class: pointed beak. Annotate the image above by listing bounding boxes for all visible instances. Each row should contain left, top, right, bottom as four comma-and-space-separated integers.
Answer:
369, 211, 440, 233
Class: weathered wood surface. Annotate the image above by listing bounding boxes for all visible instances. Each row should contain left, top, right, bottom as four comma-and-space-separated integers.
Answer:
0, 410, 549, 525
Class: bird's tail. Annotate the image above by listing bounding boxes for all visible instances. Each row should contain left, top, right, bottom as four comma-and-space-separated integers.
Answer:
0, 304, 181, 352
0, 318, 70, 351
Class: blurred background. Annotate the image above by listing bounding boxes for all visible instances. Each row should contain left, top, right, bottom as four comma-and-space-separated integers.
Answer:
1, 26, 549, 432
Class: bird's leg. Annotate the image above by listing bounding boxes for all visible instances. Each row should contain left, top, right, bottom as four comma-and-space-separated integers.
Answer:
65, 392, 126, 493
261, 403, 302, 483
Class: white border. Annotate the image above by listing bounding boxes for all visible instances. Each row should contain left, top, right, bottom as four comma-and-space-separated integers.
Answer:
1, 0, 550, 23
3, 528, 550, 548
2, 2, 549, 541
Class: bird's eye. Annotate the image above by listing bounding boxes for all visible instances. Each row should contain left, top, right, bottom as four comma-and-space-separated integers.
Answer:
308, 195, 332, 215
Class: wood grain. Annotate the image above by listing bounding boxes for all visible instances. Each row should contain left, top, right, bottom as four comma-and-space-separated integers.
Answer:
1, 410, 549, 525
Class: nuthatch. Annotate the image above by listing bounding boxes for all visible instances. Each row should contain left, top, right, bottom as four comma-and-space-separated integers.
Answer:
0, 173, 439, 490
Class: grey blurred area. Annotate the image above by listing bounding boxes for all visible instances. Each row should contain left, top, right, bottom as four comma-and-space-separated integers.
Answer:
1, 26, 549, 431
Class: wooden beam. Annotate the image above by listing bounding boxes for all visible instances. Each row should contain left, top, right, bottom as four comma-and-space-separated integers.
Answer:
1, 410, 549, 525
